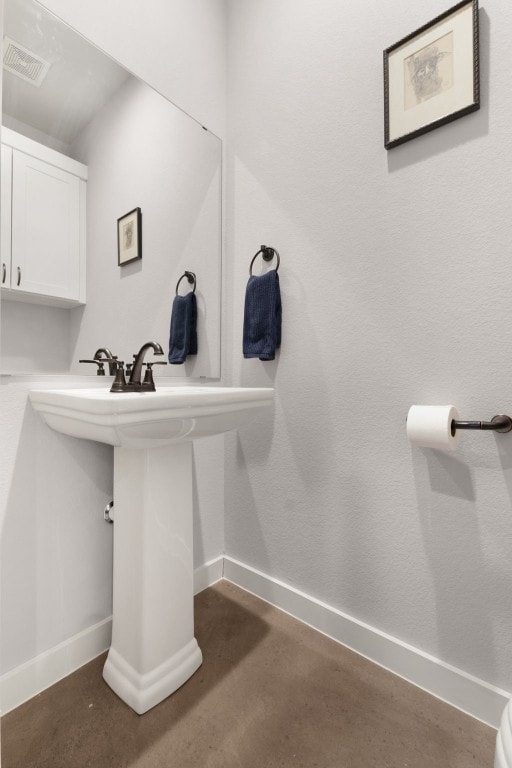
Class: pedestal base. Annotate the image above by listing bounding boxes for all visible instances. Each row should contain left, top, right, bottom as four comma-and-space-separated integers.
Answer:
103, 639, 202, 715
104, 442, 202, 714
496, 700, 512, 768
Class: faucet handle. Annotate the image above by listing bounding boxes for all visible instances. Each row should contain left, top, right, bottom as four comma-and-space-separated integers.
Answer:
79, 359, 106, 376
142, 361, 167, 391
143, 361, 167, 375
110, 361, 127, 393
142, 364, 155, 391
93, 349, 118, 376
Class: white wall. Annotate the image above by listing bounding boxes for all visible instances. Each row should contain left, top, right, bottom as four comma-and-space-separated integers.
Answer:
69, 75, 221, 379
0, 0, 226, 679
1, 302, 71, 373
224, 0, 512, 696
36, 0, 227, 139
5, 0, 512, 721
0, 376, 113, 674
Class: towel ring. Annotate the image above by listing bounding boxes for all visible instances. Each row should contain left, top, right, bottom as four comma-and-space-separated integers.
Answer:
249, 245, 280, 275
175, 270, 196, 295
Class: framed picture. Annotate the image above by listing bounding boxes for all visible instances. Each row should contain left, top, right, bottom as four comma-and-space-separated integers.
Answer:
384, 0, 479, 149
117, 207, 142, 266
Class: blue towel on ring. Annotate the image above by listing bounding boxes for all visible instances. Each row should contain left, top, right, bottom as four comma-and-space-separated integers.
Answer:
243, 270, 281, 361
168, 292, 197, 364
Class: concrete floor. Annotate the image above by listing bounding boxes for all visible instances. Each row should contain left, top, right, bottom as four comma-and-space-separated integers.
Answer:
2, 580, 496, 767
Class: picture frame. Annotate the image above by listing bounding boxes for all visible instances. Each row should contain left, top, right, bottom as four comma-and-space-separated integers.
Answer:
383, 0, 479, 150
117, 207, 142, 266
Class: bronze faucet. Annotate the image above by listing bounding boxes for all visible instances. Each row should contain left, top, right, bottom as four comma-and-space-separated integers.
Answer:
79, 347, 117, 376
94, 347, 118, 376
81, 343, 166, 391
110, 341, 166, 393
129, 341, 164, 387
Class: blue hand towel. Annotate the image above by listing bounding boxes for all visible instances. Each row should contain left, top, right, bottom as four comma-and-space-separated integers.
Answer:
168, 292, 197, 364
243, 270, 281, 361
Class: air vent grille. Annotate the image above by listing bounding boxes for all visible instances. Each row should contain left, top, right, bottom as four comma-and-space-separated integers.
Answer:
3, 37, 51, 87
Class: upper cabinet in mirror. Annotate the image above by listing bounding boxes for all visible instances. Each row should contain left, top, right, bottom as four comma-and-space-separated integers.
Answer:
1, 0, 221, 379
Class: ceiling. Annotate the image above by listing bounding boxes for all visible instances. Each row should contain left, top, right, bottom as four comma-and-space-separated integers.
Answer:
2, 0, 130, 145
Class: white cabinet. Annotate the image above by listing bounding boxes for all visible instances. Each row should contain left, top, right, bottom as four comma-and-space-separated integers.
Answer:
1, 127, 87, 307
1, 143, 12, 290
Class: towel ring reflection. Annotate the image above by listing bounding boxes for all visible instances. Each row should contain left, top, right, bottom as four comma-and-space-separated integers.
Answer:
175, 270, 196, 295
249, 245, 280, 275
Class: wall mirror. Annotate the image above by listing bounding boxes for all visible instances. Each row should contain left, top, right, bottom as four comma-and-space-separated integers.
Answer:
1, 0, 222, 379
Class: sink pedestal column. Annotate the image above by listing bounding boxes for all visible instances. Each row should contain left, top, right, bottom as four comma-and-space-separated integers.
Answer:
496, 700, 512, 767
103, 442, 202, 714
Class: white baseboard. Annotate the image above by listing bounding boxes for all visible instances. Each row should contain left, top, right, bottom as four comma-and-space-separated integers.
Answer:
2, 555, 509, 731
0, 617, 112, 716
194, 555, 224, 595
223, 556, 510, 730
0, 557, 224, 717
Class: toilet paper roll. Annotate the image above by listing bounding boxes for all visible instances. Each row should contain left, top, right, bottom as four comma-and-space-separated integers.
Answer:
406, 405, 459, 451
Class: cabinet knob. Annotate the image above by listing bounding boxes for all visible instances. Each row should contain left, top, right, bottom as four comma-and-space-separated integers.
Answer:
16, 266, 21, 286
1, 263, 5, 284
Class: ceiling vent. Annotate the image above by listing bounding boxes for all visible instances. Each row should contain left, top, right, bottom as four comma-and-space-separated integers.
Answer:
3, 37, 51, 87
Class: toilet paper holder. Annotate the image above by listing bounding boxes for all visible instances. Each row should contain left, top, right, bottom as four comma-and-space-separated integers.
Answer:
451, 414, 512, 435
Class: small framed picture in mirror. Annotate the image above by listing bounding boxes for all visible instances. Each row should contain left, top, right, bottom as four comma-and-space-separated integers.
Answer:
117, 207, 142, 266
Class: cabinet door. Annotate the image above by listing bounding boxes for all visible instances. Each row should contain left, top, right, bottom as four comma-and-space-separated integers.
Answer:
1, 144, 12, 288
11, 150, 80, 300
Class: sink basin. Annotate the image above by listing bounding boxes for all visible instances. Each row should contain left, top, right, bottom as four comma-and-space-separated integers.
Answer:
29, 386, 274, 448
29, 384, 274, 714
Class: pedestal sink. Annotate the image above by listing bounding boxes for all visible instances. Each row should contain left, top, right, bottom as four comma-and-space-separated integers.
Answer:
29, 385, 273, 714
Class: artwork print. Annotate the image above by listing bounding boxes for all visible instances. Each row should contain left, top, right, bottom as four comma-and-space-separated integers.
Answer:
404, 32, 453, 110
117, 207, 142, 266
383, 0, 479, 149
122, 220, 134, 250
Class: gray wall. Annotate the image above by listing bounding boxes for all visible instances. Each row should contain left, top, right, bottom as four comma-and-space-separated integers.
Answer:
224, 0, 512, 693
